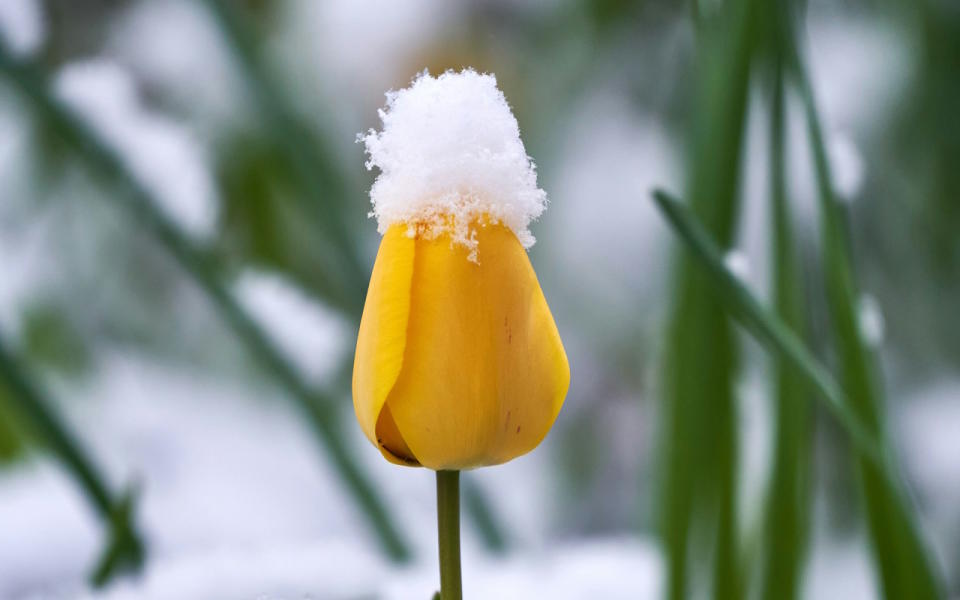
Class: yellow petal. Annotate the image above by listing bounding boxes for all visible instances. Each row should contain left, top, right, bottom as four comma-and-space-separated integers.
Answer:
386, 223, 569, 470
352, 225, 416, 461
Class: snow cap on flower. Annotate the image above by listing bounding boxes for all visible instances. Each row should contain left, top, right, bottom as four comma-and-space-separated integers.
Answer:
360, 69, 546, 259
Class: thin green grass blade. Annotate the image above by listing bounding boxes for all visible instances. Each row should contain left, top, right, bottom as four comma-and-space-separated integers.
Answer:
0, 332, 145, 585
0, 386, 28, 462
651, 190, 945, 597
199, 0, 367, 307
659, 1, 758, 597
786, 51, 943, 599
759, 50, 811, 600
652, 189, 885, 463
0, 42, 412, 563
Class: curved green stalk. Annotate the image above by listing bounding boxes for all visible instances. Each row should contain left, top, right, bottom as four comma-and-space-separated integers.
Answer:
0, 333, 144, 585
0, 42, 411, 563
652, 190, 884, 466
652, 189, 942, 599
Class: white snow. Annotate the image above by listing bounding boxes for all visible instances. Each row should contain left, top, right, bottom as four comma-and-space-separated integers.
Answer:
0, 0, 45, 57
384, 537, 662, 600
724, 250, 751, 285
856, 294, 885, 348
361, 69, 547, 259
0, 463, 101, 597
804, 538, 878, 600
53, 60, 219, 240
829, 131, 865, 202
233, 270, 349, 385
106, 0, 245, 130
0, 350, 663, 599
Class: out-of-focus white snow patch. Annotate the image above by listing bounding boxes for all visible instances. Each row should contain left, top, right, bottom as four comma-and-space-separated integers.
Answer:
829, 131, 865, 202
107, 0, 244, 129
25, 535, 661, 600
383, 536, 662, 600
805, 17, 912, 135
53, 60, 219, 240
75, 540, 389, 600
736, 367, 773, 538
898, 379, 960, 577
273, 0, 455, 104
467, 446, 558, 548
0, 351, 438, 597
786, 17, 908, 229
804, 538, 878, 600
900, 380, 960, 503
362, 69, 547, 259
0, 0, 45, 57
724, 250, 751, 285
233, 270, 349, 385
783, 103, 868, 231
857, 294, 885, 348
0, 463, 101, 598
0, 350, 648, 599
737, 91, 773, 300
547, 91, 679, 330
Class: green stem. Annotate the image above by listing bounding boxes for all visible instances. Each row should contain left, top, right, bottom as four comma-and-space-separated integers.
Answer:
437, 470, 463, 600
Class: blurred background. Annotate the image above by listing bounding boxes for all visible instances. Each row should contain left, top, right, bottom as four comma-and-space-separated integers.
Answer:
0, 0, 957, 598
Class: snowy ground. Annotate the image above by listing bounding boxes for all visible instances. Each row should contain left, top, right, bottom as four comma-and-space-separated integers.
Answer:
0, 352, 663, 600
1, 350, 938, 599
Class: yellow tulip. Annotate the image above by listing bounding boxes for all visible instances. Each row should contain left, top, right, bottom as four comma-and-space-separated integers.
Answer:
352, 220, 570, 470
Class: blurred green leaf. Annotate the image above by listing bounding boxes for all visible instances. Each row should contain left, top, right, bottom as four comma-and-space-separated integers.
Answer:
652, 187, 943, 598
215, 133, 363, 318
658, 0, 758, 597
759, 42, 811, 600
21, 304, 91, 376
0, 331, 144, 584
788, 46, 943, 600
652, 189, 883, 461
200, 0, 368, 302
0, 41, 412, 563
0, 386, 28, 463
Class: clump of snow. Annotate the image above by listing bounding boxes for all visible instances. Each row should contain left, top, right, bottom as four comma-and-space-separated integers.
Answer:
723, 250, 751, 284
805, 538, 878, 600
857, 293, 885, 348
0, 0, 45, 57
233, 270, 349, 385
360, 69, 547, 259
53, 60, 219, 240
829, 131, 865, 202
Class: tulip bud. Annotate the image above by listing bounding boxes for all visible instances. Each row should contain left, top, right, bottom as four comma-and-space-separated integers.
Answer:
353, 70, 569, 470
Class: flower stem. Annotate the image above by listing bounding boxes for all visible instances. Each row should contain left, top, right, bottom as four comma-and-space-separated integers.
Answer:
436, 470, 462, 600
